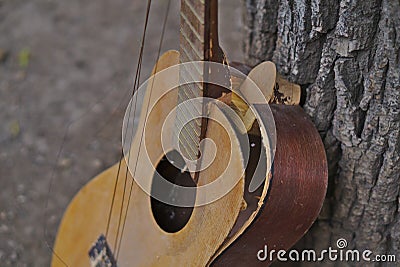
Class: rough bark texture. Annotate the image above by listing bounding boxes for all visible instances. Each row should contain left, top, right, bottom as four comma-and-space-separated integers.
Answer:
243, 0, 400, 265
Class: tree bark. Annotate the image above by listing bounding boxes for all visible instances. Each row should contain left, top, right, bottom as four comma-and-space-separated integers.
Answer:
243, 0, 400, 265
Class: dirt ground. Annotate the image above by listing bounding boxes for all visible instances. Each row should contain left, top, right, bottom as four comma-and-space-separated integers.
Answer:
0, 0, 243, 266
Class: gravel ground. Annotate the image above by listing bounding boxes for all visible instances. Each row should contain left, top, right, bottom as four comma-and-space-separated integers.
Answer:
0, 0, 243, 266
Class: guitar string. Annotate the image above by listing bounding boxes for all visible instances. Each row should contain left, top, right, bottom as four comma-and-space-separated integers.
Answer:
44, 66, 137, 267
105, 0, 152, 244
112, 0, 153, 254
43, 1, 169, 265
111, 38, 145, 253
115, 0, 172, 259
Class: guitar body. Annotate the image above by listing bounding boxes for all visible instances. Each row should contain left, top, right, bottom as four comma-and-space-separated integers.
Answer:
52, 50, 327, 266
52, 51, 247, 267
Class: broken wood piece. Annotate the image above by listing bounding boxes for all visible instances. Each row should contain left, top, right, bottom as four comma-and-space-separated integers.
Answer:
230, 61, 277, 134
272, 75, 301, 105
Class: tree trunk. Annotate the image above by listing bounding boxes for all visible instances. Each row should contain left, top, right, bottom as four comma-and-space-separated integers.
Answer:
243, 0, 400, 265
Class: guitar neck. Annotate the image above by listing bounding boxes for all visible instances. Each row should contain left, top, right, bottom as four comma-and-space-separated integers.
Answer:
176, 0, 217, 161
180, 0, 207, 64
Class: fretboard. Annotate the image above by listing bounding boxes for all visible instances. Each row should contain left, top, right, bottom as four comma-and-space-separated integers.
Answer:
180, 0, 206, 63
176, 0, 208, 162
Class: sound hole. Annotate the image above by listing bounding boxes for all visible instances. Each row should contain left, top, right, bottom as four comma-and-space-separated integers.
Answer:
151, 150, 196, 233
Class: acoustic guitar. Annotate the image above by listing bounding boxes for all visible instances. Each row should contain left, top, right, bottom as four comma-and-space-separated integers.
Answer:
51, 1, 327, 266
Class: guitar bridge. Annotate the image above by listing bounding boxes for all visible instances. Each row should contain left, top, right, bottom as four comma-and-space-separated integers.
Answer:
88, 235, 118, 267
